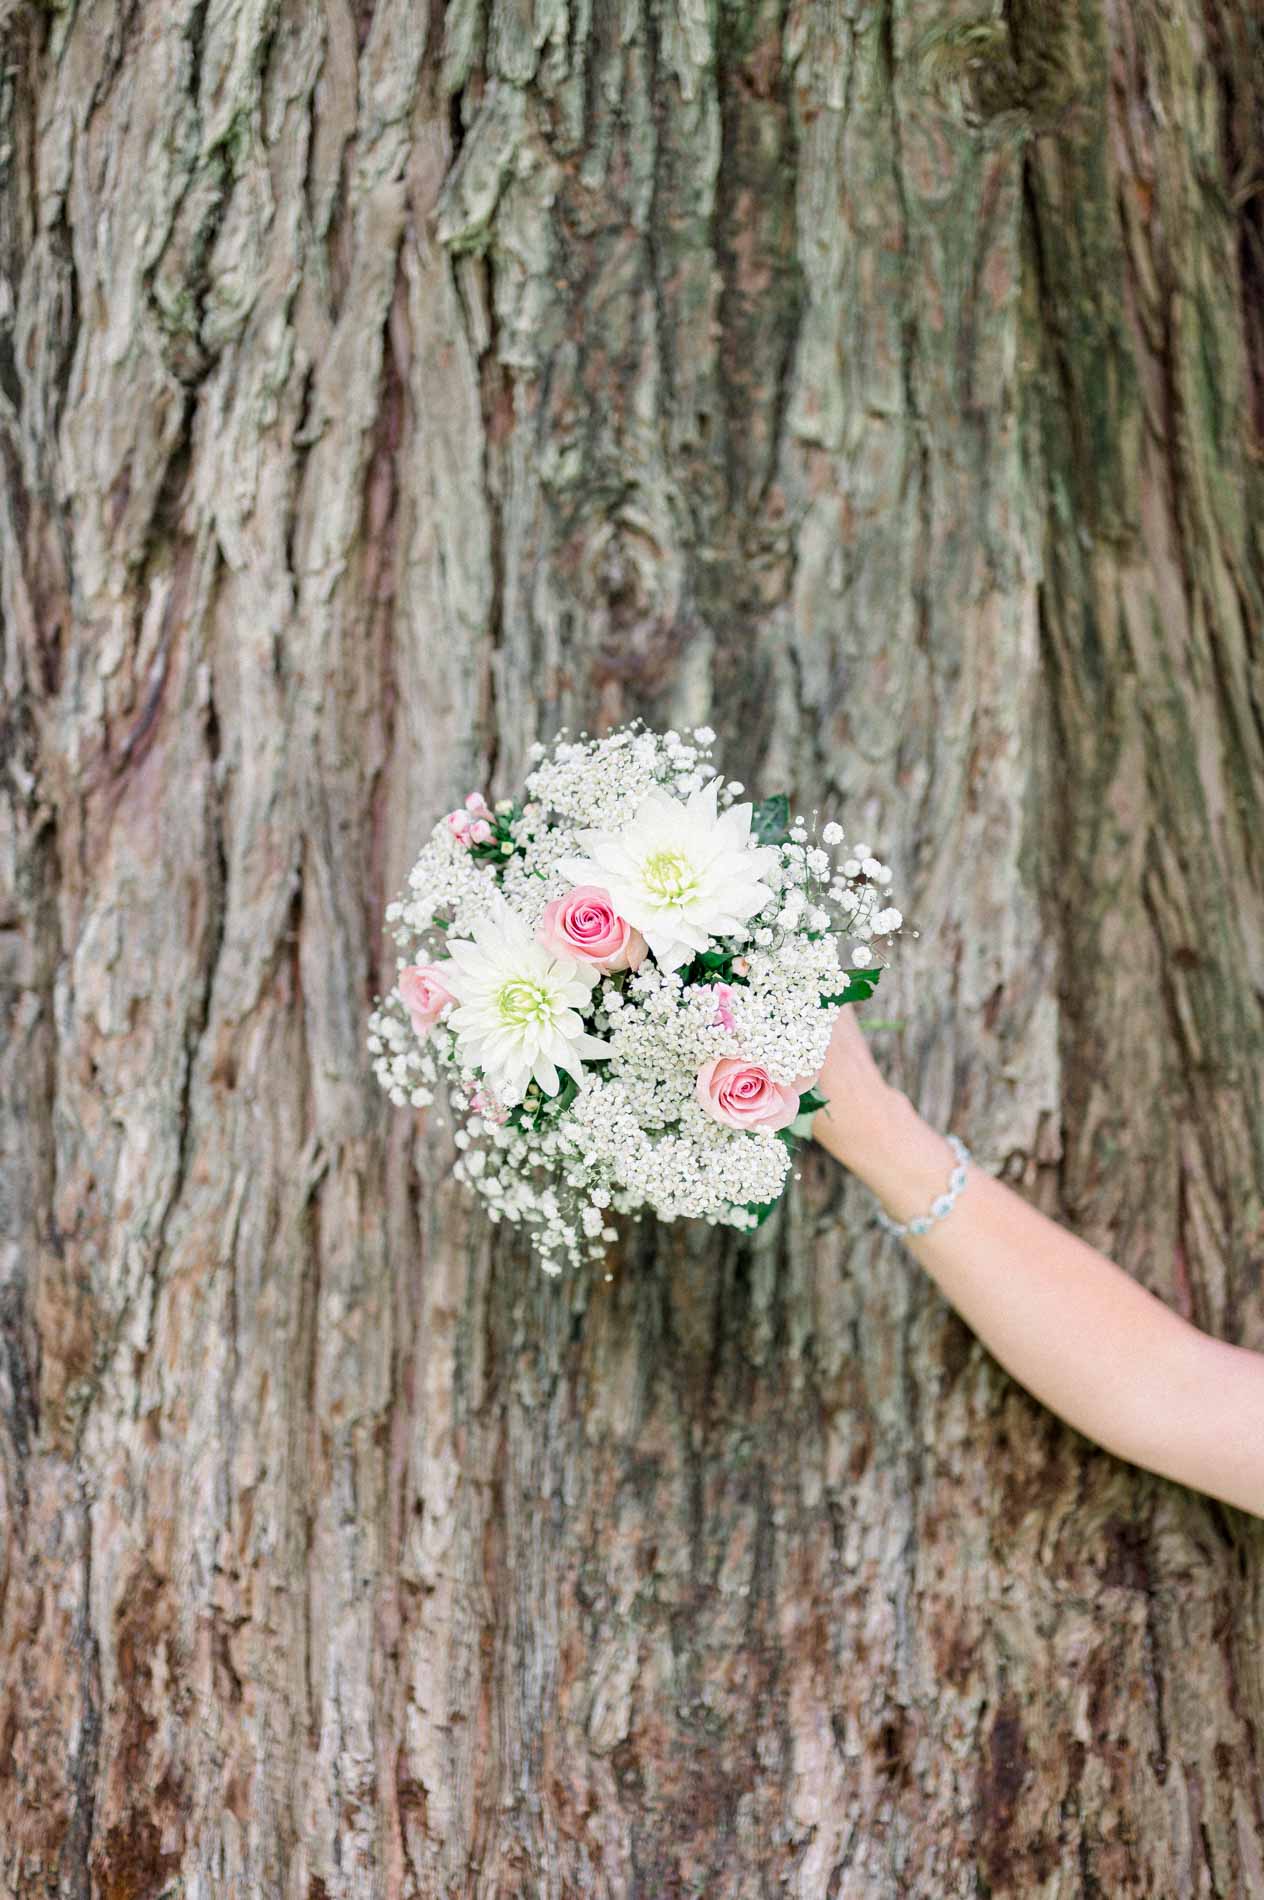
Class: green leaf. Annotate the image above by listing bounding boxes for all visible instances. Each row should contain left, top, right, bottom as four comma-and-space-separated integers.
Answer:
820, 967, 883, 1008
750, 793, 790, 847
681, 948, 740, 986
469, 839, 516, 866
797, 1087, 828, 1115
545, 1071, 580, 1115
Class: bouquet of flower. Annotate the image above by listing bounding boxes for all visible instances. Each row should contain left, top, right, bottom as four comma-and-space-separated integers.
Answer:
367, 723, 904, 1274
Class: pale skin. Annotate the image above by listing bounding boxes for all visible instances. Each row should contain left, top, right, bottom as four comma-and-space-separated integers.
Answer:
811, 1006, 1264, 1520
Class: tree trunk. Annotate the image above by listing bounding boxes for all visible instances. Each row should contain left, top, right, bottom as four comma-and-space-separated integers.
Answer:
2, 0, 1263, 1893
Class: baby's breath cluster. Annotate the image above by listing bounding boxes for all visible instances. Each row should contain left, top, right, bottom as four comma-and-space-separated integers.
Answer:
367, 722, 904, 1274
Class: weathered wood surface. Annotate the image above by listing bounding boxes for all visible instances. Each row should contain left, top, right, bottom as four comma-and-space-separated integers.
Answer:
1, 0, 1262, 1893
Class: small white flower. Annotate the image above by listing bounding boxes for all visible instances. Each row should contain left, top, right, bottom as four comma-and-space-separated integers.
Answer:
693, 725, 716, 745
851, 946, 873, 966
726, 780, 744, 796
822, 822, 844, 845
443, 898, 609, 1095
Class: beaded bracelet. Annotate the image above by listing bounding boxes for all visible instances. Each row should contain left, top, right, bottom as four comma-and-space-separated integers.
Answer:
873, 1134, 973, 1238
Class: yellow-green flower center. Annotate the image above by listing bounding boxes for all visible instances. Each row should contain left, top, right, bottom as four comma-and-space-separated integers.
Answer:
494, 979, 555, 1029
640, 847, 697, 903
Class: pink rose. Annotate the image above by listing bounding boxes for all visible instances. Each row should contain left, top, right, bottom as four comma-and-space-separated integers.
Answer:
537, 885, 647, 973
464, 791, 493, 817
398, 963, 458, 1036
468, 818, 493, 843
694, 1057, 802, 1132
446, 810, 473, 844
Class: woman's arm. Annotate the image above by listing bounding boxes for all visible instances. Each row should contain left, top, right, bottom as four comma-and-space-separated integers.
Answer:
811, 1008, 1264, 1519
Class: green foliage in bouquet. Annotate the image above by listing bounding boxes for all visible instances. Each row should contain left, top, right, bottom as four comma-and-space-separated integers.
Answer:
750, 793, 791, 847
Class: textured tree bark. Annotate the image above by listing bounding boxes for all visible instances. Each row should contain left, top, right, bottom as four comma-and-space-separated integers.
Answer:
1, 0, 1262, 1893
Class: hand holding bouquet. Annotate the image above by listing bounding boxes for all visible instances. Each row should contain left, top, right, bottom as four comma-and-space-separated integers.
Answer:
368, 724, 905, 1274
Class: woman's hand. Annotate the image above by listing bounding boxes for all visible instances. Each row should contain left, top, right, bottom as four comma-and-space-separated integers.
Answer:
811, 1004, 896, 1152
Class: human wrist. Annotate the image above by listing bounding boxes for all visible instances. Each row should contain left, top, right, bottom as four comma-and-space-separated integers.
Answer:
810, 1078, 910, 1173
813, 1084, 963, 1226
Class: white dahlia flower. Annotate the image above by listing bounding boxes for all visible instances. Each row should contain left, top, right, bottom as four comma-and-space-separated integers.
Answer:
444, 900, 609, 1096
557, 778, 780, 971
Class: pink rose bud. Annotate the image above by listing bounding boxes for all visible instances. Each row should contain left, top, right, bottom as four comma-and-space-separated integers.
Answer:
712, 983, 738, 1033
694, 1056, 801, 1133
464, 791, 493, 815
536, 885, 648, 973
398, 963, 459, 1036
446, 810, 473, 843
468, 818, 493, 843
